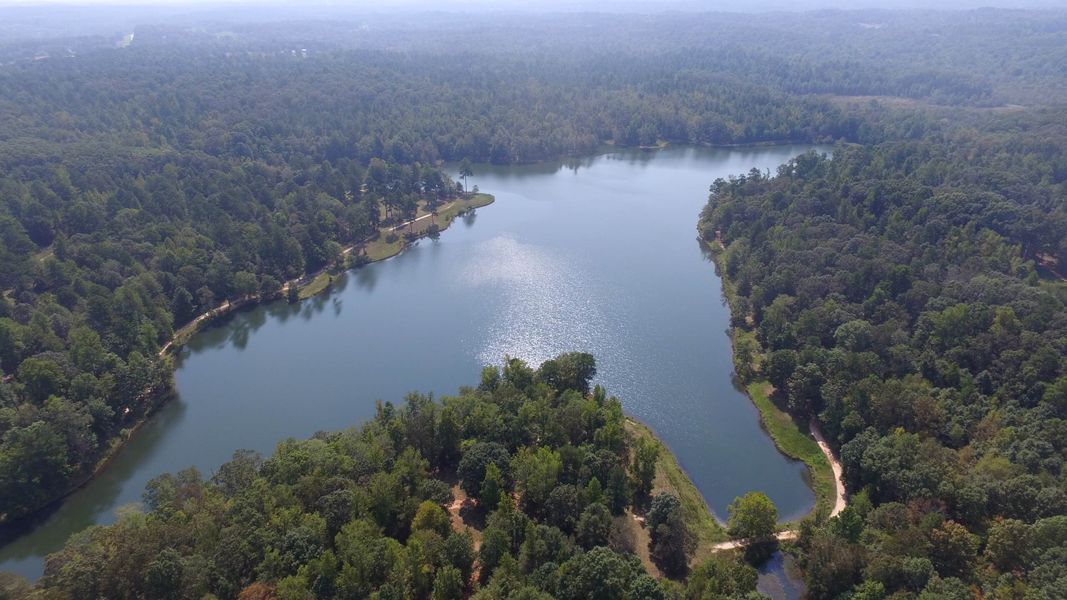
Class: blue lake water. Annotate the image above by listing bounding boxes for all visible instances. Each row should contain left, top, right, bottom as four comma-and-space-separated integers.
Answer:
0, 145, 822, 579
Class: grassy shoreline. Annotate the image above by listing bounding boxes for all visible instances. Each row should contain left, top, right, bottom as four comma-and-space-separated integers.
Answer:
171, 193, 495, 341
707, 238, 837, 523
301, 193, 495, 300
625, 418, 727, 565
745, 379, 836, 524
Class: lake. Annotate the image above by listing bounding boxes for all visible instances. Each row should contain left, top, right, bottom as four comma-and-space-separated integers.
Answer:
0, 145, 823, 580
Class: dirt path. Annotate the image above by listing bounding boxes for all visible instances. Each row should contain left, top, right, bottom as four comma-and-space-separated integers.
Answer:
810, 419, 847, 518
445, 485, 482, 551
391, 209, 437, 232
711, 531, 799, 551
158, 300, 232, 357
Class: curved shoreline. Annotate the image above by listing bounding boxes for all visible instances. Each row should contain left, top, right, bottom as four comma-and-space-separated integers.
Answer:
705, 237, 847, 534
0, 194, 495, 531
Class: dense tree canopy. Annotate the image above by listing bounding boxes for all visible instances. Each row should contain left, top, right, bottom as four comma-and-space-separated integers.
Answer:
701, 109, 1067, 598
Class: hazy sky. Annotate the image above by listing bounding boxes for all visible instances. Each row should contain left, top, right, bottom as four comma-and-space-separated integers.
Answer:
2, 0, 1066, 8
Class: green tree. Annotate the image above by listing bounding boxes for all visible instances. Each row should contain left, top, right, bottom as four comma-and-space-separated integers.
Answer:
0, 421, 71, 519
632, 437, 659, 497
233, 271, 259, 298
650, 504, 694, 578
431, 565, 464, 600
459, 159, 473, 195
764, 349, 797, 391
686, 554, 759, 598
412, 500, 451, 537
727, 492, 777, 541
556, 547, 637, 600
443, 532, 476, 583
171, 286, 197, 324
627, 574, 666, 600
145, 548, 184, 600
984, 518, 1034, 572
545, 484, 582, 533
479, 365, 501, 391
646, 493, 680, 534
481, 462, 504, 512
67, 326, 108, 374
576, 503, 613, 550
536, 352, 597, 394
929, 520, 978, 578
457, 441, 510, 501
1042, 376, 1067, 417
17, 356, 67, 403
511, 446, 561, 514
803, 534, 863, 600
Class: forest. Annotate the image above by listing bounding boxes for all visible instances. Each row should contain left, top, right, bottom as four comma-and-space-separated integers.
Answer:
701, 108, 1067, 598
0, 5, 1066, 599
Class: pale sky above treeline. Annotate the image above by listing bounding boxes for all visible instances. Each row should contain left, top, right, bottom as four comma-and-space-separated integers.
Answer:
2, 0, 1066, 9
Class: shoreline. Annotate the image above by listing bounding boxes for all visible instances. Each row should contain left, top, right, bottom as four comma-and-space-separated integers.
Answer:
703, 236, 846, 526
0, 193, 495, 531
623, 417, 727, 570
163, 193, 495, 356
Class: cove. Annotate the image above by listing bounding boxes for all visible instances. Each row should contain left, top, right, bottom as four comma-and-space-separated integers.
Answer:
0, 145, 823, 579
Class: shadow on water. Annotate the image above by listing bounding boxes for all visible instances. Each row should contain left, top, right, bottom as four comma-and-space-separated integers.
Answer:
355, 263, 379, 291
266, 298, 302, 324
756, 552, 806, 600
0, 392, 187, 564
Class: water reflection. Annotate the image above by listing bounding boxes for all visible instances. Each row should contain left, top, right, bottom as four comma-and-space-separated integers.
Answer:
461, 235, 611, 368
355, 265, 379, 291
757, 552, 806, 600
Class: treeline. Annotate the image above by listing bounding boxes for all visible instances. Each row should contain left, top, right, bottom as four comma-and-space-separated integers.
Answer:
4, 354, 763, 599
0, 154, 459, 522
22, 8, 1056, 107
700, 111, 1067, 598
0, 39, 858, 171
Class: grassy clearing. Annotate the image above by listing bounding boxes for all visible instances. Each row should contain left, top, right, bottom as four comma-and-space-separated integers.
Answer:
298, 271, 335, 300
439, 192, 494, 225
363, 236, 405, 262
169, 323, 198, 350
625, 418, 727, 565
